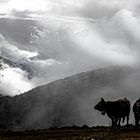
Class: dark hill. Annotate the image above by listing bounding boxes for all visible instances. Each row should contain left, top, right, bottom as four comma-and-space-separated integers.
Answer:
0, 66, 134, 130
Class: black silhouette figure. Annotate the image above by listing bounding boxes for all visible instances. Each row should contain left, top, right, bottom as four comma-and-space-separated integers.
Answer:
94, 98, 130, 131
133, 98, 140, 128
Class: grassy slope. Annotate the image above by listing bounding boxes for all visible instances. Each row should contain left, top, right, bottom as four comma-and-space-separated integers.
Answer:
0, 66, 132, 130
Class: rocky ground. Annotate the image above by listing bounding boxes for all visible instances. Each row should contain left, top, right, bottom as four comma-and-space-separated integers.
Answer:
0, 126, 139, 140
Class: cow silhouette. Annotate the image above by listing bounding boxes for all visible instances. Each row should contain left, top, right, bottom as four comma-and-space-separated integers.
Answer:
94, 98, 130, 131
133, 98, 140, 128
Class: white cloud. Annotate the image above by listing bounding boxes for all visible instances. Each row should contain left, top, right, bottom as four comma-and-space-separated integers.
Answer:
113, 10, 140, 45
0, 33, 65, 95
0, 64, 33, 96
70, 21, 137, 66
0, 34, 38, 62
32, 59, 62, 66
0, 0, 139, 17
8, 0, 48, 12
0, 0, 140, 96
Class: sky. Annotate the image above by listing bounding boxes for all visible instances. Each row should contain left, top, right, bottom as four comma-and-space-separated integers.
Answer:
0, 0, 140, 95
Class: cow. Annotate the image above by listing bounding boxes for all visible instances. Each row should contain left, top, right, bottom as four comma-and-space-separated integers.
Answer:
94, 98, 130, 131
133, 98, 140, 128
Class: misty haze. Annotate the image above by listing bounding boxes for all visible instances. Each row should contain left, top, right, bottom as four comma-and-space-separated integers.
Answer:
0, 0, 140, 139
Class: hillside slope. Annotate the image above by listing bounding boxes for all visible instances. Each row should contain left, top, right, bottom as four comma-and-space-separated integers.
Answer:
0, 67, 134, 130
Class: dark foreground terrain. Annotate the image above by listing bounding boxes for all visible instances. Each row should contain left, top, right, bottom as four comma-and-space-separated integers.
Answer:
0, 126, 140, 140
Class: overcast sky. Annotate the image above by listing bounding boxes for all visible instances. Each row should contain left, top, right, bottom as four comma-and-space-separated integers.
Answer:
0, 0, 140, 95
0, 0, 138, 66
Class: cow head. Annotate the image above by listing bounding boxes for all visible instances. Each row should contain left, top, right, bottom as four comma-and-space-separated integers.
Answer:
94, 98, 106, 115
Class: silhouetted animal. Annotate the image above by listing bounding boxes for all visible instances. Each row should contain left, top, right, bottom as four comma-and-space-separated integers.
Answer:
117, 98, 130, 126
133, 99, 140, 128
94, 98, 130, 131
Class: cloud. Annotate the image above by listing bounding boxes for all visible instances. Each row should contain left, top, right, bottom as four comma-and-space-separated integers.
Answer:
91, 9, 140, 64
0, 0, 9, 3
0, 64, 33, 96
0, 34, 38, 62
113, 10, 140, 48
78, 0, 119, 19
0, 0, 139, 18
0, 32, 70, 95
1, 0, 140, 128
70, 22, 136, 66
0, 0, 140, 129
0, 0, 140, 96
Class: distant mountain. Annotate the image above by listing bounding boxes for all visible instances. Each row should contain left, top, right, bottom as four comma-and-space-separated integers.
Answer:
0, 66, 134, 130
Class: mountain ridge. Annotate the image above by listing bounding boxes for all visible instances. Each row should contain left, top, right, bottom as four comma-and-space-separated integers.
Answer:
0, 66, 134, 130
21, 66, 132, 95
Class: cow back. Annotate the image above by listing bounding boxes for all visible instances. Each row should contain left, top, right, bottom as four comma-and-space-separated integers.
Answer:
133, 99, 140, 116
118, 99, 130, 116
105, 99, 130, 118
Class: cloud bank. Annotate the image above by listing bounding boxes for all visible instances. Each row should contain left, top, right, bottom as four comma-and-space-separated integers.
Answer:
0, 0, 140, 95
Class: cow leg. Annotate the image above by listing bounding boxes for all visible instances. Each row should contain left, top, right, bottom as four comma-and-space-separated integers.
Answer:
126, 116, 129, 126
134, 115, 139, 129
135, 119, 139, 128
114, 117, 118, 132
118, 118, 121, 128
136, 118, 140, 128
118, 117, 121, 128
111, 118, 114, 131
111, 118, 117, 132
